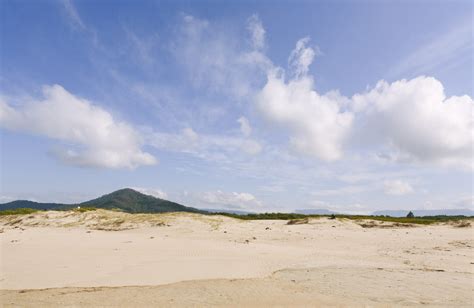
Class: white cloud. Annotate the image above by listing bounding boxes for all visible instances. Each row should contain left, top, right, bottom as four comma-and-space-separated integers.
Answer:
253, 27, 472, 169
172, 14, 269, 100
0, 85, 156, 169
256, 71, 353, 161
60, 0, 86, 31
383, 180, 414, 196
288, 37, 318, 77
237, 116, 252, 136
132, 187, 168, 199
198, 190, 263, 210
247, 14, 265, 50
352, 76, 473, 169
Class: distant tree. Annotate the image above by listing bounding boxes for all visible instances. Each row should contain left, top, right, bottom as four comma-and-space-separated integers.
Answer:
329, 214, 336, 220
406, 211, 415, 218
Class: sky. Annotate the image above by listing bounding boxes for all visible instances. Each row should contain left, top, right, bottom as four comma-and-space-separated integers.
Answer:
0, 0, 472, 213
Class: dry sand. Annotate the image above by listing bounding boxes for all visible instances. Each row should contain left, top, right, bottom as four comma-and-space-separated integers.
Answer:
0, 210, 472, 307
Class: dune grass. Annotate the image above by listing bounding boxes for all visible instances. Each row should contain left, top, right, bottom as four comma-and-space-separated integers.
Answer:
214, 212, 472, 225
0, 208, 39, 216
0, 207, 471, 226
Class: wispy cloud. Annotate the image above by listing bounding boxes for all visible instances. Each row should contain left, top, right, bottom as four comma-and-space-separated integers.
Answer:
59, 0, 100, 47
131, 187, 168, 199
147, 127, 262, 161
388, 19, 472, 78
60, 0, 86, 31
124, 27, 159, 66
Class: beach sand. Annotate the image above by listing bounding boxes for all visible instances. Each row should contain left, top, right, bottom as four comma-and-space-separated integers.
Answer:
0, 210, 472, 306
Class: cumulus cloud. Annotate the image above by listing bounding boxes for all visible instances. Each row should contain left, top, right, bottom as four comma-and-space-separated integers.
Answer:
198, 190, 262, 210
352, 77, 473, 169
253, 23, 472, 169
383, 180, 414, 195
288, 37, 317, 77
256, 45, 353, 161
0, 85, 156, 169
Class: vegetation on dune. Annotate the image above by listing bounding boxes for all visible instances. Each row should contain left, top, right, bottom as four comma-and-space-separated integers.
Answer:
338, 214, 472, 225
0, 208, 39, 216
213, 212, 473, 225
0, 200, 471, 227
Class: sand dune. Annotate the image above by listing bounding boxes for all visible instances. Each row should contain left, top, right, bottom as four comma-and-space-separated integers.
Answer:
1, 210, 473, 306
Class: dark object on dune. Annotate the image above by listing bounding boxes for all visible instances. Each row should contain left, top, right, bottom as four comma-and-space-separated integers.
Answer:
406, 211, 415, 218
329, 214, 336, 220
287, 218, 309, 225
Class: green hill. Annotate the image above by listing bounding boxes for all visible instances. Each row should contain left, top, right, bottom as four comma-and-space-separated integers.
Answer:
80, 188, 205, 213
0, 188, 206, 214
0, 200, 64, 211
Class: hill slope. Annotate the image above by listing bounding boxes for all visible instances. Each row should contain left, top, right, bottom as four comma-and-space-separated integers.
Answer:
80, 188, 205, 214
0, 188, 206, 214
0, 200, 65, 211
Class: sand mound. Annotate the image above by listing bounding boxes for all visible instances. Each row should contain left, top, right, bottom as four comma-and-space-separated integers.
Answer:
0, 209, 233, 231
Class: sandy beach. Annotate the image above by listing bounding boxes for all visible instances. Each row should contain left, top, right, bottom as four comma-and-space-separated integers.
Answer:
0, 210, 473, 307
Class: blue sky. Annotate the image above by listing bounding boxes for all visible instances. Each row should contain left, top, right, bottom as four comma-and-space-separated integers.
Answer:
1, 0, 472, 213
